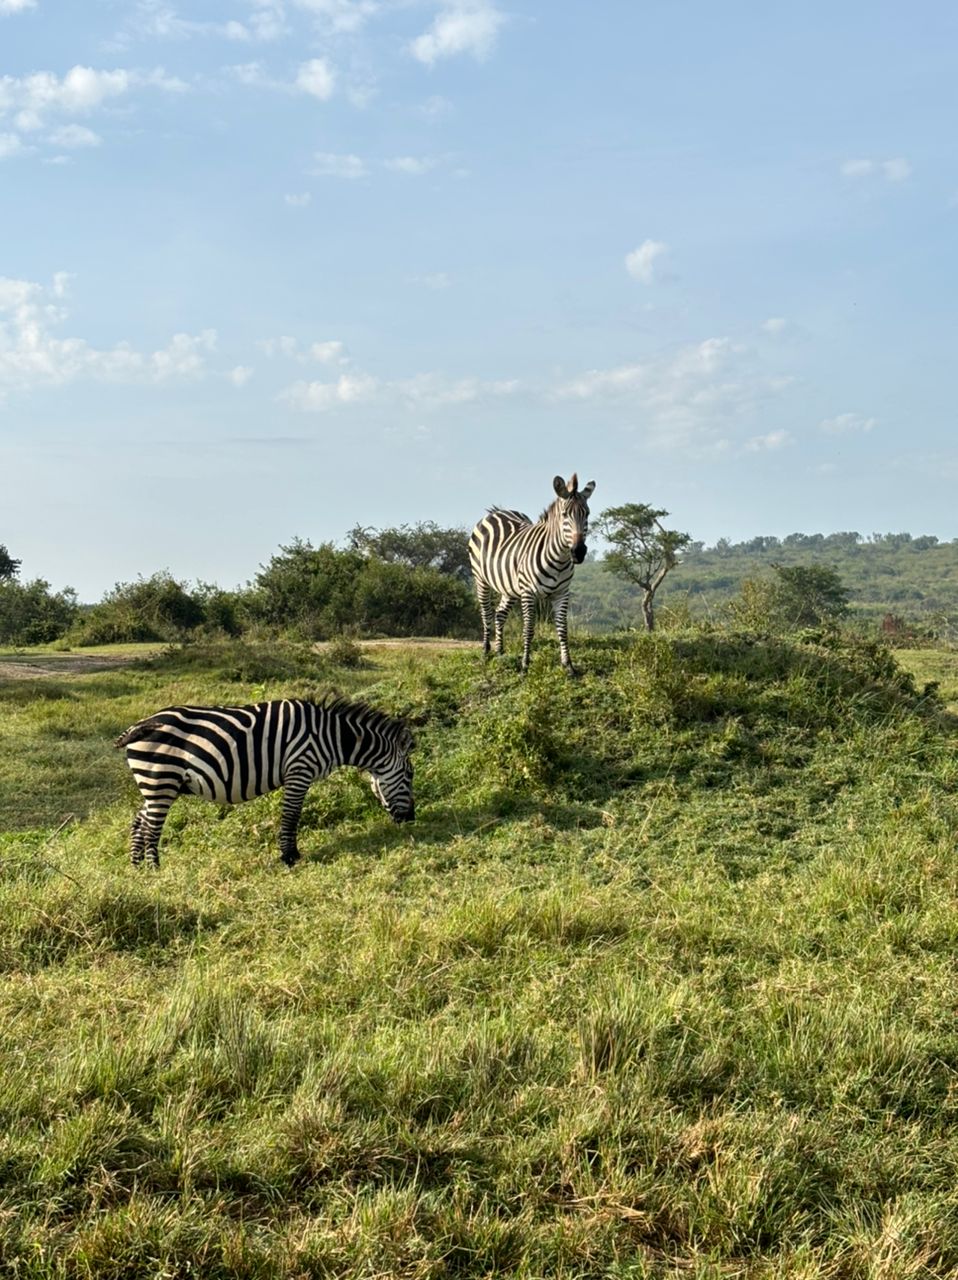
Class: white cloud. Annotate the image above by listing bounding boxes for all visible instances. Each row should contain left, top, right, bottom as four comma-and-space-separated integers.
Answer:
625, 239, 668, 284
282, 367, 519, 411
0, 131, 26, 158
291, 0, 379, 33
417, 94, 453, 119
762, 317, 787, 334
295, 58, 336, 100
309, 340, 347, 364
0, 274, 217, 392
551, 337, 786, 453
410, 2, 506, 65
882, 157, 911, 182
283, 371, 379, 410
555, 338, 737, 403
0, 0, 36, 12
384, 154, 437, 175
841, 158, 874, 178
110, 2, 284, 46
0, 64, 185, 138
410, 272, 452, 290
228, 62, 269, 87
284, 192, 312, 206
310, 150, 366, 178
746, 429, 791, 452
841, 156, 911, 183
259, 335, 301, 358
229, 364, 254, 387
48, 123, 102, 148
820, 412, 876, 434
150, 330, 217, 380
248, 1, 286, 41
394, 373, 518, 408
258, 336, 349, 364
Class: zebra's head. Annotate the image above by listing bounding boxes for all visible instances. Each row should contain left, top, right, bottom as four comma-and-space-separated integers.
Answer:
553, 473, 596, 564
368, 723, 415, 823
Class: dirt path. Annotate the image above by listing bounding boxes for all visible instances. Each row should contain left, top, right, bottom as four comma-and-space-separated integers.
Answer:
0, 654, 144, 681
343, 638, 480, 650
0, 639, 481, 682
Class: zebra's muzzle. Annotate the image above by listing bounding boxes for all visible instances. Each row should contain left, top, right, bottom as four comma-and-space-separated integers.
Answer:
391, 805, 415, 823
572, 542, 587, 565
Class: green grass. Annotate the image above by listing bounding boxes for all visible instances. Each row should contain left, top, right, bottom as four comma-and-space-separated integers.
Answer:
2, 630, 958, 1277
896, 647, 958, 716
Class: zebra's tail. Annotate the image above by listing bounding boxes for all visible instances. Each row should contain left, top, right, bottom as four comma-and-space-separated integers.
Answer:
114, 717, 166, 749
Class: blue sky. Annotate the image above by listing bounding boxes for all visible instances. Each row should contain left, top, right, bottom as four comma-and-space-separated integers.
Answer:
1, 0, 956, 600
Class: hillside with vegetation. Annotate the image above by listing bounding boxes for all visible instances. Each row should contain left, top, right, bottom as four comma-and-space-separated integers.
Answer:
2, 628, 958, 1274
4, 528, 958, 650
573, 532, 958, 636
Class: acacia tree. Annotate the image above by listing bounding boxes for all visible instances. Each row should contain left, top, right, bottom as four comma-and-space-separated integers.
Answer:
594, 504, 691, 631
345, 522, 472, 583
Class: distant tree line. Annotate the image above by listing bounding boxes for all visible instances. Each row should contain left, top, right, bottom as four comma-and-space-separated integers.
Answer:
691, 531, 947, 557
2, 519, 956, 649
0, 526, 478, 647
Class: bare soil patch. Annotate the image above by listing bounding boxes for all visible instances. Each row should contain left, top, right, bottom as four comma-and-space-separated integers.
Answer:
347, 638, 480, 651
0, 654, 142, 681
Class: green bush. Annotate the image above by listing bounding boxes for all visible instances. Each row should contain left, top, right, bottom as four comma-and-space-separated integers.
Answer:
353, 560, 477, 637
248, 540, 366, 639
0, 578, 78, 645
727, 563, 850, 633
248, 538, 477, 640
69, 572, 207, 645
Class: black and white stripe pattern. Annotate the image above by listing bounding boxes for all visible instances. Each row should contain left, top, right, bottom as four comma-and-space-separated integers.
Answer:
115, 696, 414, 867
469, 473, 596, 674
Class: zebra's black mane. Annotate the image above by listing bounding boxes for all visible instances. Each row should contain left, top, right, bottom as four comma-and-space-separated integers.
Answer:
316, 694, 413, 749
538, 496, 569, 522
487, 505, 532, 523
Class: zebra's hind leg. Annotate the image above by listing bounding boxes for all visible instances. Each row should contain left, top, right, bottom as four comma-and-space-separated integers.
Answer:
130, 807, 148, 866
136, 798, 175, 869
493, 595, 514, 656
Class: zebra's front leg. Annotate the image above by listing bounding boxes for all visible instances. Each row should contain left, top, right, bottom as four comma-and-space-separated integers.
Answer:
279, 773, 311, 866
493, 595, 514, 657
519, 595, 537, 674
477, 585, 495, 658
552, 591, 578, 676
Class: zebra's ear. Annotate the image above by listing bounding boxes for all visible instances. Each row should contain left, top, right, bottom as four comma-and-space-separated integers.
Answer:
553, 475, 569, 499
580, 480, 596, 500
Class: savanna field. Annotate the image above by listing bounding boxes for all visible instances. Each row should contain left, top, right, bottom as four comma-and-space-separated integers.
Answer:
2, 630, 958, 1278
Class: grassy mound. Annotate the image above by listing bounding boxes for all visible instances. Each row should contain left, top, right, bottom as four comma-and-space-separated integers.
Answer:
1, 630, 957, 1276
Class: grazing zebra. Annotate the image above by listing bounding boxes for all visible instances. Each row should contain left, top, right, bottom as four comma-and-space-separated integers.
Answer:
469, 472, 596, 675
114, 696, 414, 868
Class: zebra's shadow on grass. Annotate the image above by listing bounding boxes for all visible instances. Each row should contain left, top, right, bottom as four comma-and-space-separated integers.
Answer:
297, 795, 609, 865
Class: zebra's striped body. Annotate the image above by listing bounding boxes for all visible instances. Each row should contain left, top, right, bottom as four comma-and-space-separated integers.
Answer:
469, 473, 596, 674
115, 696, 414, 868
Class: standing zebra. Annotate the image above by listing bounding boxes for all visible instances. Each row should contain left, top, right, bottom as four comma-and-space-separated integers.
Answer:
469, 473, 596, 675
114, 695, 414, 868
